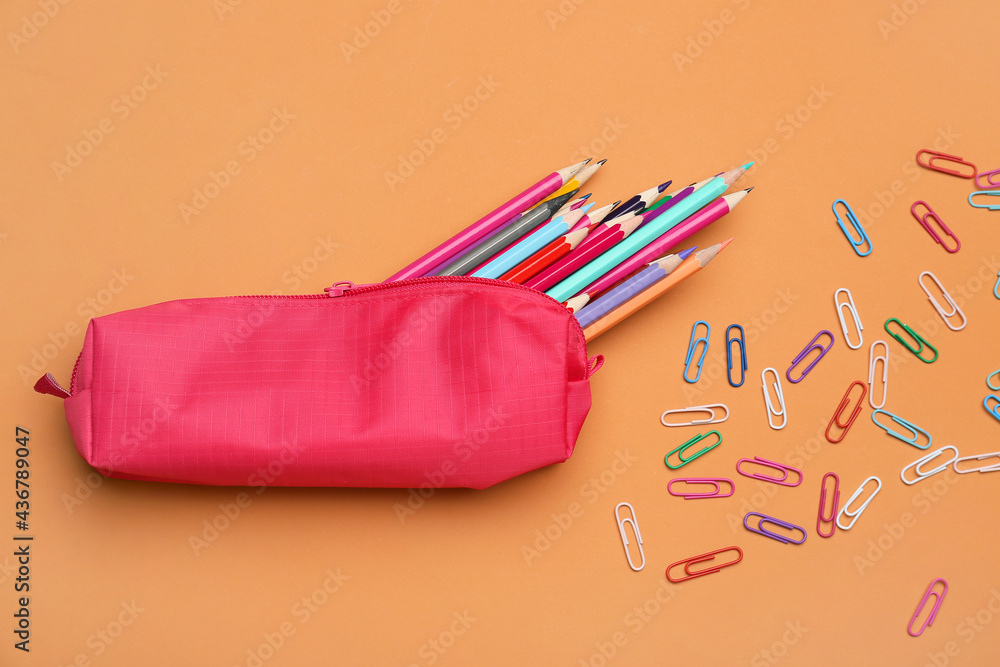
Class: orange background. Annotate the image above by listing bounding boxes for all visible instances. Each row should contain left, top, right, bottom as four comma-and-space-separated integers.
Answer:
3, 1, 1000, 665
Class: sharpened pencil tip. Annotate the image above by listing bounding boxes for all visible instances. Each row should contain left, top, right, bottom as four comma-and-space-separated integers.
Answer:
746, 186, 754, 192
613, 200, 622, 206
679, 246, 697, 259
720, 238, 734, 249
583, 158, 592, 164
596, 159, 607, 165
580, 193, 592, 200
658, 180, 673, 192
741, 161, 754, 170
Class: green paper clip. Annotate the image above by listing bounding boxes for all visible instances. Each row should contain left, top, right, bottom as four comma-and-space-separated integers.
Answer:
884, 318, 938, 363
969, 191, 1000, 211
665, 431, 721, 469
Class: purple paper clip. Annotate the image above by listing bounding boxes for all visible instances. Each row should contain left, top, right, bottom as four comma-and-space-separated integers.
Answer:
975, 167, 1000, 190
786, 330, 834, 383
667, 478, 734, 499
911, 201, 960, 253
736, 456, 802, 486
743, 512, 807, 545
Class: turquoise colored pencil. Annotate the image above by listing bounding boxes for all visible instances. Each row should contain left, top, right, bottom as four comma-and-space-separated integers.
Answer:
544, 163, 751, 302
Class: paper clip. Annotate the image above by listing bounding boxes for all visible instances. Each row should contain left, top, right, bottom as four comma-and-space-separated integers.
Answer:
871, 409, 932, 450
970, 191, 1000, 211
916, 149, 976, 178
988, 370, 1000, 391
884, 318, 938, 363
918, 271, 967, 331
683, 321, 710, 383
665, 546, 742, 583
665, 431, 721, 469
744, 513, 806, 545
834, 288, 863, 350
868, 340, 889, 409
614, 502, 645, 571
908, 579, 948, 637
736, 456, 802, 486
985, 395, 1000, 423
726, 324, 747, 387
953, 451, 1000, 474
901, 446, 960, 485
824, 381, 867, 443
667, 478, 734, 499
911, 202, 960, 253
786, 330, 834, 383
660, 404, 729, 427
975, 167, 1000, 189
995, 271, 1000, 299
761, 367, 787, 430
836, 476, 881, 531
817, 472, 839, 538
832, 199, 873, 256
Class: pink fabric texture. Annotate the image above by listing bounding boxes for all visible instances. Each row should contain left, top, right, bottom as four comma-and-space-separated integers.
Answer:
42, 277, 595, 488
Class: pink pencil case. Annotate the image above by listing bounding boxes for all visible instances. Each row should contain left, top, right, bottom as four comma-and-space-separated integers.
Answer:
34, 276, 600, 488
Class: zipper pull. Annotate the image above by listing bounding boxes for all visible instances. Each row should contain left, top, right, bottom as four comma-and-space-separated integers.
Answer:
324, 281, 354, 297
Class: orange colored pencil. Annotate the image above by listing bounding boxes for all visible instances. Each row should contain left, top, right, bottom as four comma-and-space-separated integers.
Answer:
581, 239, 733, 341
500, 225, 595, 284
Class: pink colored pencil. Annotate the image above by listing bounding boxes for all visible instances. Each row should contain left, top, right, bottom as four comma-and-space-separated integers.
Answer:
525, 213, 644, 292
576, 188, 751, 300
385, 160, 589, 282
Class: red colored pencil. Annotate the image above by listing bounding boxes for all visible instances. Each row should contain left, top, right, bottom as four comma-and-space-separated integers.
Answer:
499, 225, 595, 284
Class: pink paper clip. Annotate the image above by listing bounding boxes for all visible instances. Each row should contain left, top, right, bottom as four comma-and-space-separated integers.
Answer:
736, 456, 802, 486
911, 201, 960, 253
817, 472, 839, 538
908, 578, 948, 637
975, 167, 1000, 190
916, 150, 976, 179
667, 478, 734, 499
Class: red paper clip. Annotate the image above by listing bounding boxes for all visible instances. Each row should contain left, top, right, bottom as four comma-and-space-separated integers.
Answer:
975, 167, 1000, 190
817, 472, 839, 538
736, 456, 802, 486
665, 546, 743, 583
911, 201, 960, 253
825, 381, 867, 443
916, 150, 976, 179
908, 578, 948, 637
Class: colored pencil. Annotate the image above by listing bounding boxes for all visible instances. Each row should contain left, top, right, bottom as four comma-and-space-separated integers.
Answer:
605, 180, 672, 221
564, 293, 590, 313
575, 252, 689, 329
577, 187, 749, 300
500, 225, 594, 284
573, 200, 620, 231
385, 159, 589, 281
525, 213, 644, 292
472, 205, 591, 279
579, 245, 697, 304
582, 240, 733, 341
539, 159, 605, 205
433, 189, 579, 276
545, 163, 751, 302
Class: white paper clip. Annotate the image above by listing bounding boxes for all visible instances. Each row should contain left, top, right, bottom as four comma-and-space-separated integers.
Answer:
614, 502, 645, 571
953, 451, 1000, 474
761, 367, 786, 430
868, 340, 889, 409
834, 288, 864, 349
901, 446, 960, 485
660, 404, 730, 427
918, 271, 967, 331
836, 476, 881, 531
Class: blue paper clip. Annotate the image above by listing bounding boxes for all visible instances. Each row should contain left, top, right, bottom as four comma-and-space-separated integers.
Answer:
985, 395, 1000, 423
969, 191, 1000, 210
994, 271, 1000, 299
833, 199, 873, 256
744, 512, 806, 545
683, 321, 710, 383
786, 330, 834, 383
726, 324, 747, 387
871, 409, 932, 450
988, 370, 1000, 392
